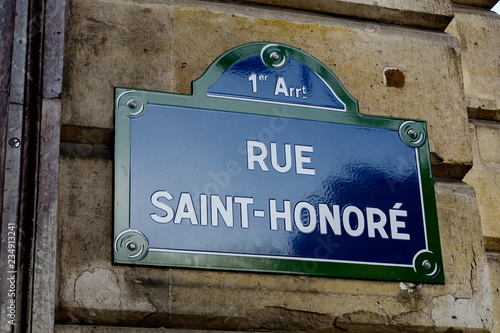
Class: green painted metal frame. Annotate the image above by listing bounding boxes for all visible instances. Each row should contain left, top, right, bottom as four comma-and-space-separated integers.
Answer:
114, 42, 444, 283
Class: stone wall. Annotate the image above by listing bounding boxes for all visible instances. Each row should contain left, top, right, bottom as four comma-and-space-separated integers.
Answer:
446, 4, 500, 332
55, 0, 499, 331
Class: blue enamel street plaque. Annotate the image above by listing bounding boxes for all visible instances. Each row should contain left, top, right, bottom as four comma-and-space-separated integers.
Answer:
114, 43, 444, 283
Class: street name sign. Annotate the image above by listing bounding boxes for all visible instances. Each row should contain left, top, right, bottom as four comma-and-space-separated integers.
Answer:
114, 42, 444, 283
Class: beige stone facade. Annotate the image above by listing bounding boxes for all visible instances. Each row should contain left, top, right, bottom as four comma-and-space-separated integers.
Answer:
3, 0, 498, 331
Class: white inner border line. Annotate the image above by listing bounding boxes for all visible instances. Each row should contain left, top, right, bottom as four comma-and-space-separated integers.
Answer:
415, 149, 429, 251
206, 93, 347, 112
149, 247, 414, 268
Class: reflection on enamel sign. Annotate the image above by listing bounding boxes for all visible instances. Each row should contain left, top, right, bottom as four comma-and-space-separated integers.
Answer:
114, 42, 444, 283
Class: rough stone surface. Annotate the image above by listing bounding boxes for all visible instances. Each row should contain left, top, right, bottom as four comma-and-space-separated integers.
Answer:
56, 156, 158, 325
469, 121, 500, 165
62, 0, 173, 129
240, 0, 454, 30
58, 0, 496, 331
452, 0, 498, 9
55, 328, 239, 333
56, 155, 493, 331
446, 6, 500, 114
464, 121, 500, 250
62, 0, 472, 165
487, 253, 500, 333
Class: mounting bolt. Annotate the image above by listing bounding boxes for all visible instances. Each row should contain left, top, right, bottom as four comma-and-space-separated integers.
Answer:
127, 100, 137, 110
422, 260, 432, 270
9, 137, 20, 148
127, 242, 137, 251
270, 52, 281, 62
407, 129, 418, 140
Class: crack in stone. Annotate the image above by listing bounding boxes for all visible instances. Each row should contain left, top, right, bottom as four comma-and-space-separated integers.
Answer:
73, 270, 85, 307
333, 316, 347, 331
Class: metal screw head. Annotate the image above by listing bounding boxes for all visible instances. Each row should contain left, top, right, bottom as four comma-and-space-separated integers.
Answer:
127, 100, 137, 110
127, 242, 137, 251
422, 260, 432, 270
8, 137, 21, 148
270, 52, 281, 62
407, 129, 418, 140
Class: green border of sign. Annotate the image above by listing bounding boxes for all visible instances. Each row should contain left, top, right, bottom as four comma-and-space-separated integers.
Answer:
114, 42, 444, 283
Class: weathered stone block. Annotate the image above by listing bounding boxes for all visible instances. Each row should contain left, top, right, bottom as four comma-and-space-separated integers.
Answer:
452, 0, 498, 9
239, 0, 454, 30
487, 253, 500, 333
446, 6, 500, 114
62, 0, 173, 129
464, 121, 500, 250
55, 327, 236, 333
57, 155, 493, 331
471, 121, 500, 164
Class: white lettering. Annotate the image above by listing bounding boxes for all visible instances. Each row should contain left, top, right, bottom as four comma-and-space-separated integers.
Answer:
248, 73, 257, 93
149, 191, 411, 241
295, 145, 315, 175
174, 192, 198, 225
211, 195, 233, 227
366, 207, 389, 238
319, 204, 341, 235
150, 190, 175, 223
247, 140, 269, 171
270, 142, 292, 173
200, 194, 208, 226
342, 206, 365, 237
389, 203, 410, 240
234, 196, 254, 228
294, 201, 317, 233
274, 77, 289, 96
269, 199, 292, 231
247, 140, 315, 175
